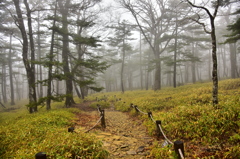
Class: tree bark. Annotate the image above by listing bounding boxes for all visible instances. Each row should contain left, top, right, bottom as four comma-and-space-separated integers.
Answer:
121, 37, 126, 93
1, 61, 7, 103
211, 20, 218, 106
37, 11, 43, 99
24, 0, 37, 112
58, 0, 75, 107
73, 81, 81, 99
139, 32, 143, 89
191, 42, 196, 83
173, 15, 178, 88
46, 0, 58, 110
13, 0, 37, 113
8, 32, 15, 105
185, 0, 220, 106
230, 43, 237, 78
154, 53, 161, 90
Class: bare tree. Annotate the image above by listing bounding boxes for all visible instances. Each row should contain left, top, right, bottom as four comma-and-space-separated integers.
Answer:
184, 0, 224, 106
119, 0, 175, 90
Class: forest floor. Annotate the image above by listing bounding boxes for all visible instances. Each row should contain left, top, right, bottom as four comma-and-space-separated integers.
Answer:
73, 101, 156, 159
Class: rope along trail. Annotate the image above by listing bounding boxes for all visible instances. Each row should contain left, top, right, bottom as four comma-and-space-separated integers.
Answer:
97, 110, 155, 159
75, 105, 155, 159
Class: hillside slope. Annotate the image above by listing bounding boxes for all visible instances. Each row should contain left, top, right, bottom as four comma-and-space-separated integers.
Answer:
88, 79, 240, 158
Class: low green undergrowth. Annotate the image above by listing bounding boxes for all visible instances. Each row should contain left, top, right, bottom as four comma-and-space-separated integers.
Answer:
0, 107, 108, 159
90, 78, 240, 158
89, 101, 111, 109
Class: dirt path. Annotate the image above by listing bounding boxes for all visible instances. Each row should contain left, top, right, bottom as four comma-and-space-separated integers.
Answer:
74, 103, 155, 159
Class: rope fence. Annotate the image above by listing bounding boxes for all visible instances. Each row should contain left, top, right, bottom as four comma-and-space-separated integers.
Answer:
67, 105, 106, 135
84, 115, 103, 133
130, 104, 185, 159
36, 97, 185, 159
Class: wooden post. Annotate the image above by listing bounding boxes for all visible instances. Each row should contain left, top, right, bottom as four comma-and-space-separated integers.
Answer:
35, 152, 47, 159
156, 120, 162, 139
130, 103, 134, 108
68, 127, 74, 133
174, 140, 184, 159
101, 109, 106, 128
97, 104, 101, 112
134, 105, 139, 114
148, 112, 152, 119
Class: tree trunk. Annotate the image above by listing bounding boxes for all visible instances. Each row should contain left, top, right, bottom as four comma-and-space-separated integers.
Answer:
13, 0, 37, 113
186, 0, 220, 107
208, 50, 211, 80
220, 44, 227, 78
46, 0, 58, 110
120, 39, 126, 93
139, 32, 143, 89
56, 41, 60, 95
59, 0, 75, 107
1, 61, 7, 103
37, 11, 43, 99
173, 13, 178, 88
145, 52, 151, 90
230, 43, 237, 78
73, 81, 81, 98
24, 0, 38, 112
0, 96, 6, 108
185, 63, 189, 83
191, 42, 196, 83
154, 54, 161, 91
14, 73, 21, 100
211, 19, 218, 106
8, 32, 15, 105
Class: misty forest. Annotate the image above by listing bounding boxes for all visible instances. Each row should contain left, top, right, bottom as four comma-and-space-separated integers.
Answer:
0, 0, 240, 159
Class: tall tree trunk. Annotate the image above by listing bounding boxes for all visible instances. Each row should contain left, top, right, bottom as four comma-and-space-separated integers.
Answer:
13, 0, 37, 113
173, 13, 178, 88
120, 38, 126, 93
14, 73, 21, 100
208, 50, 211, 80
145, 51, 151, 90
0, 95, 6, 108
46, 0, 58, 110
220, 44, 227, 78
1, 62, 7, 103
185, 63, 189, 83
179, 65, 184, 84
37, 11, 43, 99
211, 22, 218, 106
191, 42, 196, 83
56, 40, 60, 95
154, 44, 161, 90
154, 56, 161, 91
73, 81, 81, 98
139, 32, 143, 89
24, 0, 37, 112
186, 0, 220, 107
8, 32, 15, 105
230, 43, 237, 78
59, 0, 75, 107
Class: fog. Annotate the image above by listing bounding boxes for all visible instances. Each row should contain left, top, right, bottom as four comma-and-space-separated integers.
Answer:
0, 0, 239, 108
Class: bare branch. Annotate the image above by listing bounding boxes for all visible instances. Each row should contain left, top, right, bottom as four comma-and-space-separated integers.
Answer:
189, 14, 211, 34
184, 0, 214, 19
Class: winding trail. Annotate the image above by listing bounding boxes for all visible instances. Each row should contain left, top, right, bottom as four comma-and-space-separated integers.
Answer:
74, 102, 155, 159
